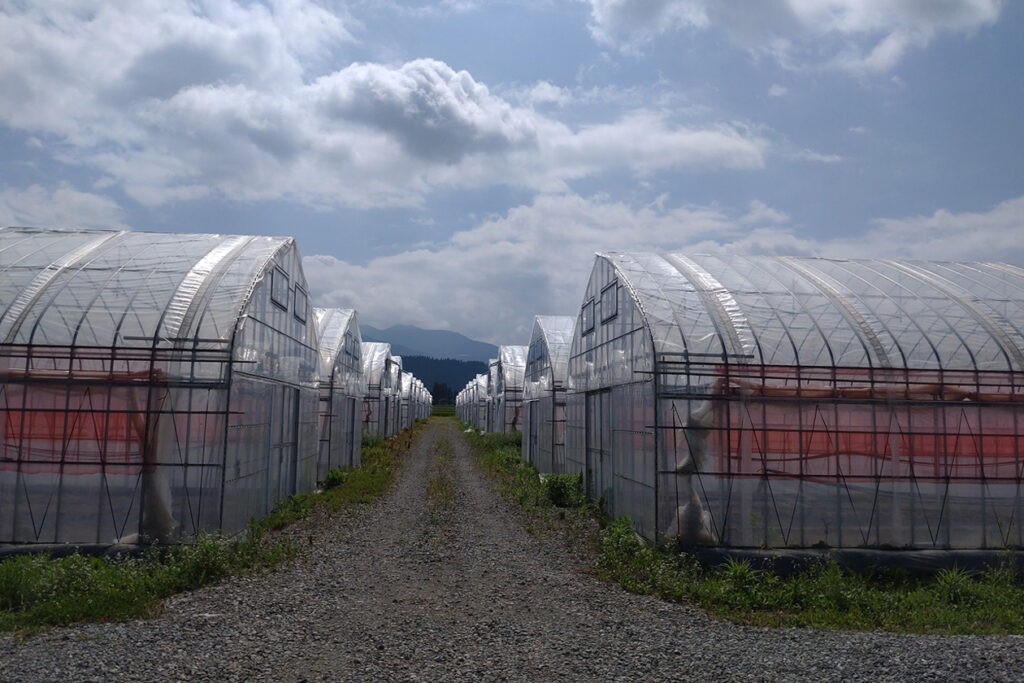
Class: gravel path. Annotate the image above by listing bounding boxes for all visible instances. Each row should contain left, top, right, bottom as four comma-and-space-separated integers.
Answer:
4, 419, 1024, 682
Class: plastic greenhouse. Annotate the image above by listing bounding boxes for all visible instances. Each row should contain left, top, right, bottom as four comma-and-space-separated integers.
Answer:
0, 227, 320, 545
314, 308, 364, 478
522, 316, 575, 474
360, 342, 392, 438
472, 373, 489, 430
387, 355, 403, 437
399, 371, 414, 429
456, 385, 471, 424
486, 358, 499, 432
489, 346, 527, 433
410, 377, 431, 423
420, 379, 433, 419
565, 252, 1024, 551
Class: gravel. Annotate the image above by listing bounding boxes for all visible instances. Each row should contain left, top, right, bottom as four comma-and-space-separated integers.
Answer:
3, 420, 1024, 682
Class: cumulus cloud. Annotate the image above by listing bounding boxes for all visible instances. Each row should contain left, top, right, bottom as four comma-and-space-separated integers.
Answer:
305, 191, 1024, 342
583, 0, 1003, 73
0, 184, 127, 229
303, 192, 782, 342
845, 195, 1024, 263
0, 3, 766, 210
789, 149, 842, 163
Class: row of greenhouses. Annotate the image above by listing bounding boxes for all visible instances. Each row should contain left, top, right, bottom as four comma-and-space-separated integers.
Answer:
0, 227, 430, 547
458, 252, 1024, 554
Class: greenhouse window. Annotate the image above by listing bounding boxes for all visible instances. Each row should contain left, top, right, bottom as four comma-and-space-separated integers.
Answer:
582, 298, 595, 334
271, 266, 288, 310
601, 280, 618, 322
293, 286, 308, 322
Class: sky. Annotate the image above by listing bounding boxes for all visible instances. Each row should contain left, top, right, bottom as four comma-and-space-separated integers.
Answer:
1, 0, 1022, 345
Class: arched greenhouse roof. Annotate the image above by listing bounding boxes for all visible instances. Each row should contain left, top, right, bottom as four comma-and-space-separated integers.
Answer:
0, 227, 298, 350
600, 252, 1024, 372
314, 307, 364, 396
314, 308, 360, 373
530, 315, 575, 388
361, 342, 391, 384
474, 373, 489, 396
497, 345, 527, 390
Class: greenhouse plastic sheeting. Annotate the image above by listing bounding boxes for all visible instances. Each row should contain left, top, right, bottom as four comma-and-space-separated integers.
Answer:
315, 308, 365, 478
566, 252, 1024, 550
0, 227, 320, 545
361, 342, 391, 438
473, 373, 489, 430
522, 316, 575, 473
492, 345, 527, 433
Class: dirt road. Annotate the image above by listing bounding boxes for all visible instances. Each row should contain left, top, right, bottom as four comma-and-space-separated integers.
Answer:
3, 419, 1022, 681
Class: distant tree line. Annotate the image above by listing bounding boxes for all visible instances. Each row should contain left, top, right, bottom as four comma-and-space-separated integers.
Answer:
398, 355, 487, 404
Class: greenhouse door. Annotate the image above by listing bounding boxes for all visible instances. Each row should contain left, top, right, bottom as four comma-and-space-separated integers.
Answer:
528, 402, 538, 466
273, 386, 300, 502
585, 390, 612, 503
347, 397, 357, 466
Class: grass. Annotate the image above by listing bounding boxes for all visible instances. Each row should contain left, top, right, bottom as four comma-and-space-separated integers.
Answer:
260, 423, 426, 530
426, 432, 457, 529
431, 404, 456, 418
0, 527, 296, 634
464, 421, 1024, 635
464, 426, 600, 558
0, 421, 427, 634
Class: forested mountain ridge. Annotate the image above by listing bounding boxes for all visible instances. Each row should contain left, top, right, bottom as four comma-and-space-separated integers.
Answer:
399, 355, 487, 404
360, 324, 497, 363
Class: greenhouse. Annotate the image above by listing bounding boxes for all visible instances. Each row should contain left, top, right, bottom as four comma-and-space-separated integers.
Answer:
565, 252, 1024, 551
489, 346, 528, 433
360, 342, 392, 438
522, 316, 575, 474
314, 308, 365, 479
486, 358, 499, 432
413, 377, 432, 422
387, 356, 403, 437
0, 227, 320, 546
472, 373, 490, 430
399, 371, 414, 429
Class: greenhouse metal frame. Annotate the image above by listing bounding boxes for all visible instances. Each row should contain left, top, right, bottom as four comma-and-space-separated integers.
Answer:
314, 308, 365, 479
566, 252, 1024, 551
522, 316, 575, 474
0, 227, 320, 545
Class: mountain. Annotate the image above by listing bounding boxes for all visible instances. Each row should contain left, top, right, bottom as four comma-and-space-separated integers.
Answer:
399, 356, 487, 404
360, 324, 498, 363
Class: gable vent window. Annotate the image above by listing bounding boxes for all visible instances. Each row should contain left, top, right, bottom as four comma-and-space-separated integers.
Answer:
293, 287, 308, 323
271, 267, 288, 310
582, 298, 595, 334
601, 280, 618, 322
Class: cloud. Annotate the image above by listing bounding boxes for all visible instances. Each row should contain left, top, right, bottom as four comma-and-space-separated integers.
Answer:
0, 184, 127, 229
847, 195, 1024, 263
303, 192, 782, 342
582, 0, 1003, 73
314, 60, 539, 164
305, 191, 1024, 342
768, 84, 788, 97
0, 4, 766, 210
789, 149, 842, 163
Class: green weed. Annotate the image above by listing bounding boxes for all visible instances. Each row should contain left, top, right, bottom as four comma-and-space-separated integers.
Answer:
0, 420, 427, 633
464, 422, 1024, 635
